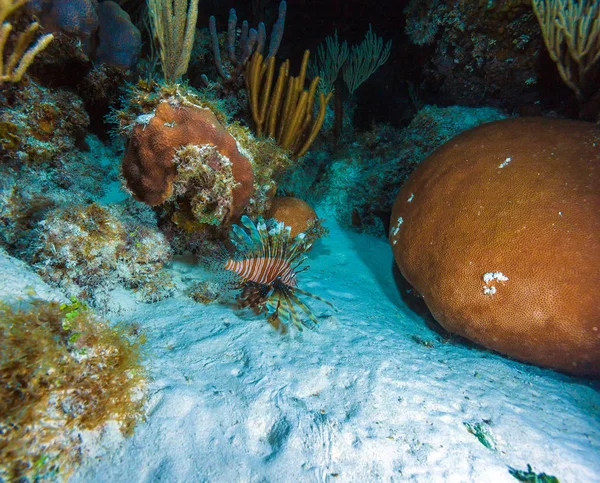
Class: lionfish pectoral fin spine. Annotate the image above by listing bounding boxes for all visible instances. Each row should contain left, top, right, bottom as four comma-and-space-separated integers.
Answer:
294, 287, 338, 312
279, 288, 305, 330
287, 291, 319, 328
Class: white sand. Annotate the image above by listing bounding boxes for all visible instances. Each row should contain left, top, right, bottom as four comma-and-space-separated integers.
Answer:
2, 218, 599, 482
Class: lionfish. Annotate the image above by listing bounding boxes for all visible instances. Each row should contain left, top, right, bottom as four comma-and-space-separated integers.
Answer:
221, 215, 335, 331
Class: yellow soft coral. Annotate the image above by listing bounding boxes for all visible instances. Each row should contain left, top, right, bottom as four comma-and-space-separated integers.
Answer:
0, 0, 53, 85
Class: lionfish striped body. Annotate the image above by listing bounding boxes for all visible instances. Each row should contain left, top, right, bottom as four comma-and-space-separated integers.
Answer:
224, 215, 334, 331
225, 257, 297, 288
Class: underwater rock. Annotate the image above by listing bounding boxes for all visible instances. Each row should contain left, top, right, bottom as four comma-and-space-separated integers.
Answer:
0, 134, 122, 260
0, 80, 89, 165
28, 0, 140, 71
405, 0, 543, 111
0, 247, 65, 305
390, 117, 600, 377
31, 202, 174, 305
266, 196, 317, 238
122, 101, 254, 222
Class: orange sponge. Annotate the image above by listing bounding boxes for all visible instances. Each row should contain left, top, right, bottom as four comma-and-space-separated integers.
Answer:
122, 102, 253, 222
390, 117, 600, 377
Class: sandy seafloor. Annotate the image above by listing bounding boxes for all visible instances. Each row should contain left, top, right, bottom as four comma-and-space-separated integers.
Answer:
2, 213, 599, 483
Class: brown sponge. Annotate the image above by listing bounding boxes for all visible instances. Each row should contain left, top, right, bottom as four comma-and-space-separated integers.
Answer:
390, 117, 600, 377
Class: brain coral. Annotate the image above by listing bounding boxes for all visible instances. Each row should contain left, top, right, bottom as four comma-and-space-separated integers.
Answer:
390, 117, 600, 377
122, 101, 253, 222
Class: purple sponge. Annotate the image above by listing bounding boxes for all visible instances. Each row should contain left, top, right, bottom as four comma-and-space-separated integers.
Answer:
95, 1, 141, 71
48, 0, 99, 55
29, 0, 141, 71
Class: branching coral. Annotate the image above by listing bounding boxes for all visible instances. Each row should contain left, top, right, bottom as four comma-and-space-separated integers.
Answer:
307, 29, 349, 94
309, 26, 392, 93
0, 0, 54, 85
0, 299, 146, 481
342, 25, 392, 95
307, 25, 391, 144
246, 49, 332, 159
205, 0, 286, 87
147, 0, 199, 84
532, 0, 600, 101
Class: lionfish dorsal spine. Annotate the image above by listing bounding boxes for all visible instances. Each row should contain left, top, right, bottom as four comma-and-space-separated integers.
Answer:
255, 217, 270, 241
238, 215, 262, 251
232, 224, 254, 252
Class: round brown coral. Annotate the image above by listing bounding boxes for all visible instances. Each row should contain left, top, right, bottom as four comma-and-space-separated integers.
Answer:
122, 101, 253, 222
390, 117, 600, 377
266, 196, 317, 237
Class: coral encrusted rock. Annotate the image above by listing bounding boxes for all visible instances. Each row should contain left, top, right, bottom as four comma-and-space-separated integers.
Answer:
122, 101, 254, 223
390, 117, 600, 377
